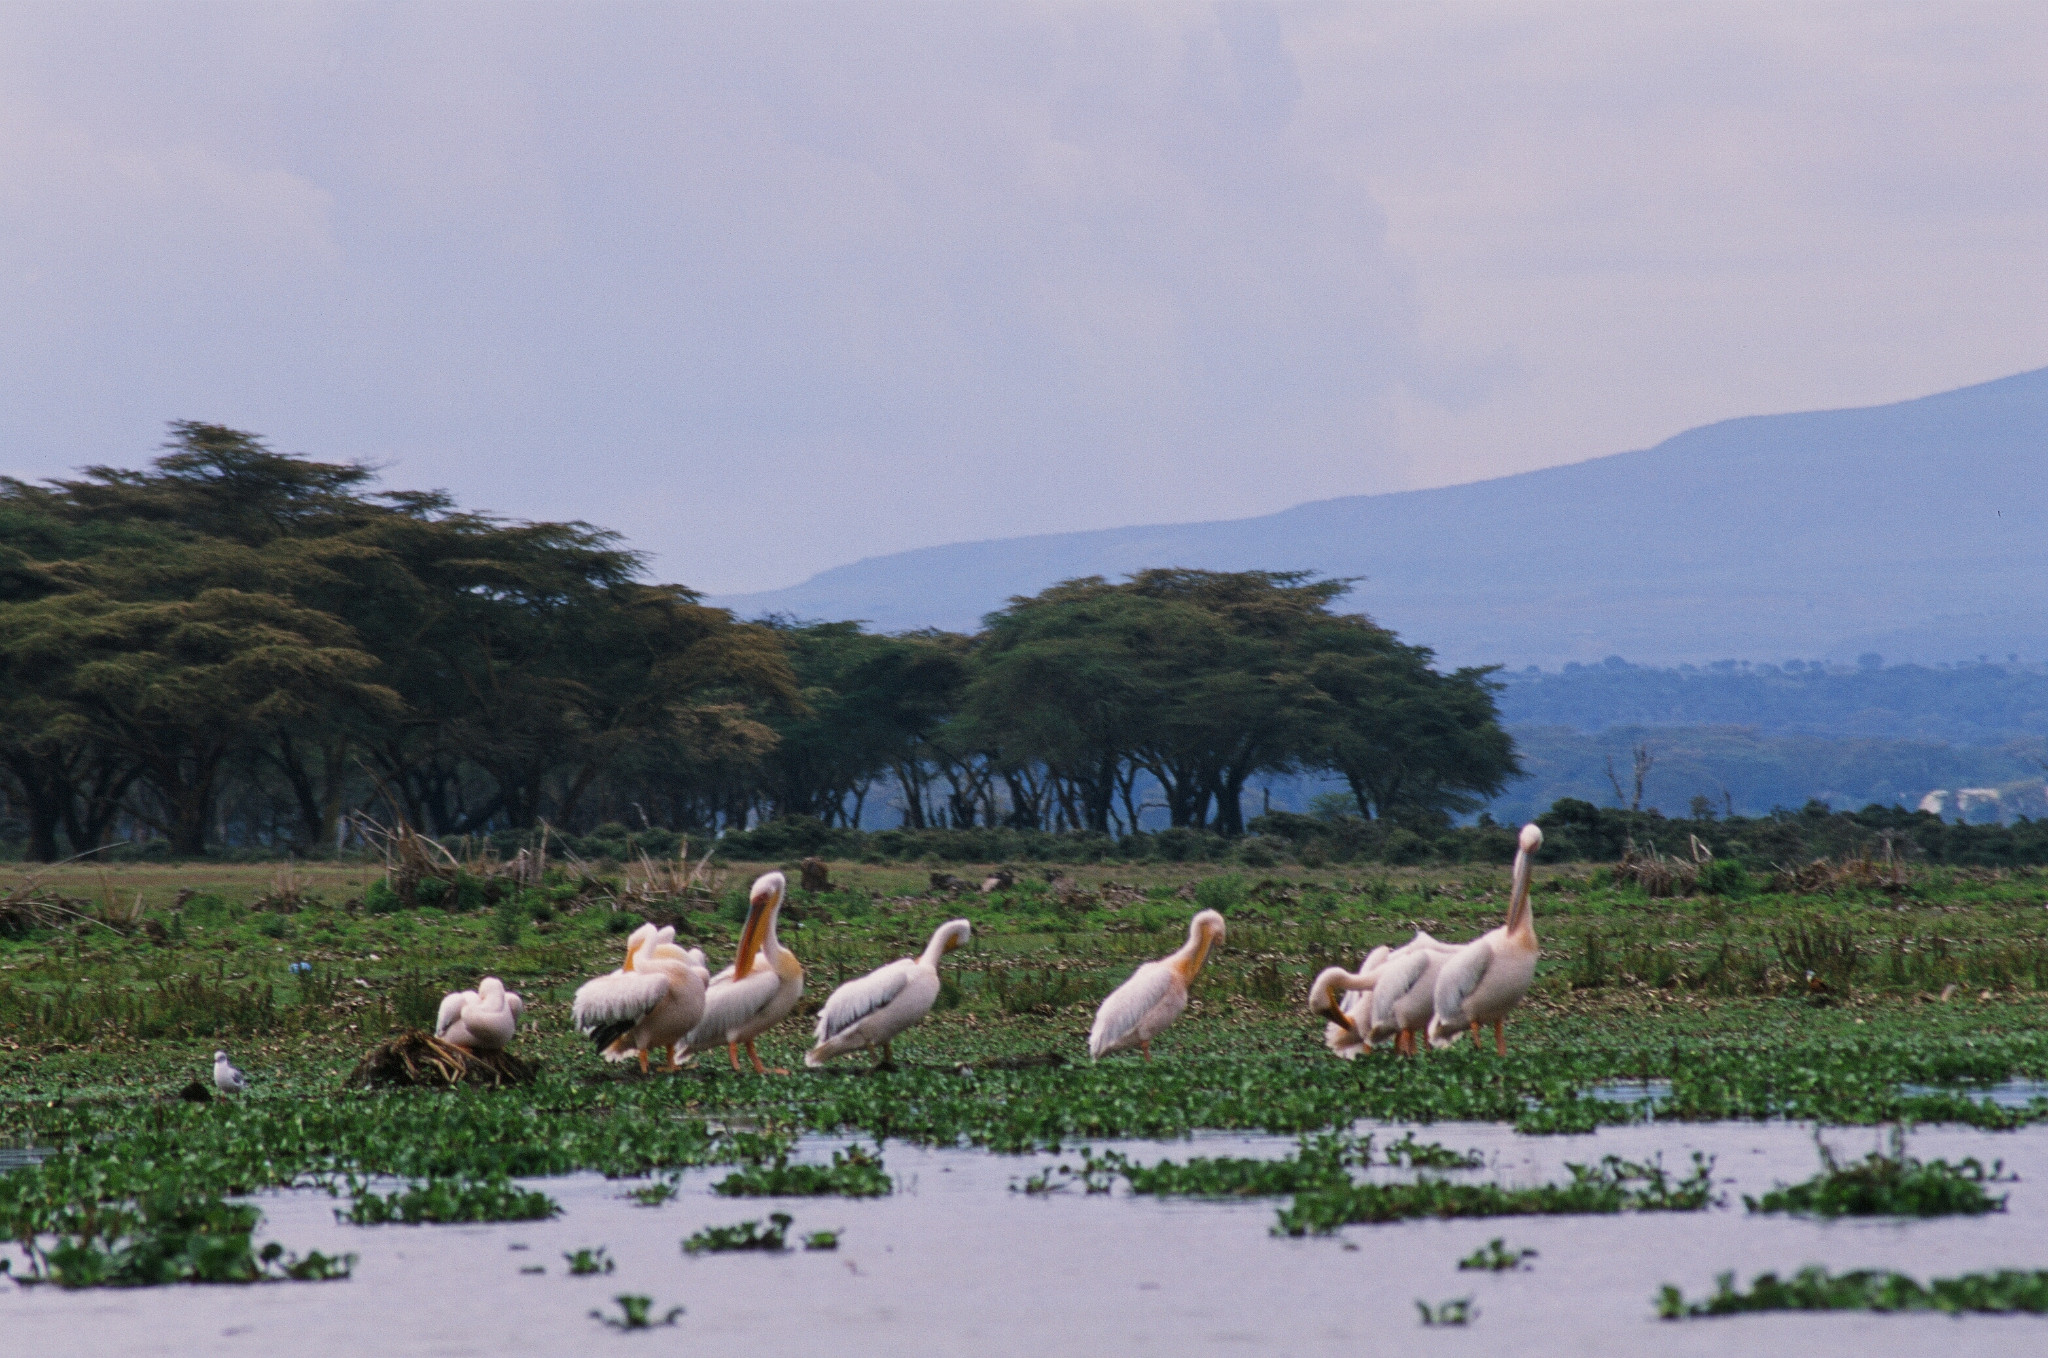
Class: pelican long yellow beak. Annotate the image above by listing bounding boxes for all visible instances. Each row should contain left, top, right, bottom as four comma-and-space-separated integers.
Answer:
733, 877, 779, 980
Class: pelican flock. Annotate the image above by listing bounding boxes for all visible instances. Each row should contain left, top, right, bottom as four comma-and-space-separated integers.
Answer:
231, 823, 1544, 1095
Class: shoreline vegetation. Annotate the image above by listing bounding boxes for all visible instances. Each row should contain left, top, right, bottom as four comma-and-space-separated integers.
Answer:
4, 844, 2048, 1292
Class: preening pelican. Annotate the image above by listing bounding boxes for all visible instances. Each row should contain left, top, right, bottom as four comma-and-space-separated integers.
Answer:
1429, 823, 1544, 1053
1313, 945, 1390, 1058
806, 919, 971, 1069
435, 976, 525, 1053
1367, 931, 1465, 1055
1088, 910, 1225, 1060
683, 871, 804, 1074
212, 1050, 246, 1094
592, 934, 707, 1071
572, 924, 706, 1073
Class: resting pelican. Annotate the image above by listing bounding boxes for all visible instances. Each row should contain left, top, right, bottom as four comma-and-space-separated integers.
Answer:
806, 919, 971, 1069
1088, 910, 1225, 1060
1367, 931, 1465, 1056
683, 871, 804, 1074
1312, 945, 1390, 1058
1429, 823, 1544, 1053
572, 926, 706, 1073
212, 1050, 246, 1094
435, 976, 525, 1053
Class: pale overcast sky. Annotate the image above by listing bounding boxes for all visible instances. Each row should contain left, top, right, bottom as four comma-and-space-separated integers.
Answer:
5, 2, 2047, 593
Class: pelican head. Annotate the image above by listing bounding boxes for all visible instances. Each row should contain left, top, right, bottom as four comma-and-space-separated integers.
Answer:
921, 918, 973, 966
478, 976, 505, 999
1307, 966, 1360, 1034
213, 1050, 228, 1063
1175, 909, 1226, 980
734, 871, 787, 980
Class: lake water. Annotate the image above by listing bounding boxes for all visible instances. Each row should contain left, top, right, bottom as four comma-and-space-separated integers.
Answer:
4, 1120, 2047, 1356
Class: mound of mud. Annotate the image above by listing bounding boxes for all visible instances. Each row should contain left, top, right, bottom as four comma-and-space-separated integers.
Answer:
347, 1031, 536, 1090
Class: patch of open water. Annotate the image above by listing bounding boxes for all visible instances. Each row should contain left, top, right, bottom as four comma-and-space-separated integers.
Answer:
4, 1121, 2048, 1356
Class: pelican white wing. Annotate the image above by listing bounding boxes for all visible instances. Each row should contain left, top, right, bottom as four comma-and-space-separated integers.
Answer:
435, 989, 477, 1039
572, 970, 672, 1033
1367, 949, 1432, 1034
814, 958, 917, 1044
1088, 961, 1177, 1058
686, 966, 784, 1050
1430, 937, 1495, 1037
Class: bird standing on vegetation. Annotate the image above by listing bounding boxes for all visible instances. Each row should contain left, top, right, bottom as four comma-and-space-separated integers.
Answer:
212, 1050, 246, 1094
683, 871, 804, 1074
573, 925, 706, 1073
435, 976, 525, 1054
1368, 931, 1465, 1056
807, 918, 972, 1070
1429, 823, 1544, 1053
1313, 946, 1389, 1058
1088, 910, 1226, 1060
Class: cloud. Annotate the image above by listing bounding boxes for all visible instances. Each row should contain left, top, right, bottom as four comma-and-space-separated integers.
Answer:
2, 3, 2046, 597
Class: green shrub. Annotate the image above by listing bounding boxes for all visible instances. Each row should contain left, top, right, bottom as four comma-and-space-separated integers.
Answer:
364, 880, 402, 915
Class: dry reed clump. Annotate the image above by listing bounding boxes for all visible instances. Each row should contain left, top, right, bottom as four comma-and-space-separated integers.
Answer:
346, 1031, 536, 1090
252, 861, 316, 913
611, 841, 726, 921
1768, 848, 1910, 897
1613, 837, 1715, 898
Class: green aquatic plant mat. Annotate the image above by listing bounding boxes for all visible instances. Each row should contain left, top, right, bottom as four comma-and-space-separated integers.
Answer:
1, 1187, 353, 1288
564, 1246, 614, 1275
1113, 1133, 1369, 1198
591, 1294, 684, 1330
1659, 1266, 2048, 1318
1744, 1129, 2009, 1218
713, 1145, 890, 1198
683, 1212, 793, 1255
1275, 1153, 1718, 1235
1459, 1238, 1537, 1271
1415, 1296, 1476, 1326
340, 1175, 559, 1225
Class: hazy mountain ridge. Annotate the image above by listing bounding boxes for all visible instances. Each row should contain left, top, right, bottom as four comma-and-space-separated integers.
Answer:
713, 367, 2048, 668
1495, 658, 2048, 746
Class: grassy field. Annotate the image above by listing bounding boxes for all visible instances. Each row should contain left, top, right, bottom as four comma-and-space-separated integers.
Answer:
3, 852, 2047, 1124
4, 852, 2048, 1281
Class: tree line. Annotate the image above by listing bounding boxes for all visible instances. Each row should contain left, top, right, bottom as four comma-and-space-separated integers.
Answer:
0, 425, 1517, 860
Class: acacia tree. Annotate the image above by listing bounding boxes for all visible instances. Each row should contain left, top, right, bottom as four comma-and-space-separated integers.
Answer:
1309, 643, 1519, 825
755, 622, 963, 826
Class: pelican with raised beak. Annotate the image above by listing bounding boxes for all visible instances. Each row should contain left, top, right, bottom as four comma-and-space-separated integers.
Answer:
684, 871, 805, 1074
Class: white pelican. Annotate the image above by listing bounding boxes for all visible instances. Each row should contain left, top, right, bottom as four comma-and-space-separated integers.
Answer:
212, 1050, 246, 1094
1312, 945, 1390, 1058
682, 871, 804, 1074
1088, 910, 1225, 1060
1429, 823, 1544, 1053
572, 925, 706, 1073
806, 919, 971, 1069
1367, 931, 1465, 1056
435, 976, 525, 1054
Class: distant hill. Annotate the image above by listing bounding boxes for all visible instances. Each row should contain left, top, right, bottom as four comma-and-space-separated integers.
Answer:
712, 367, 2048, 668
1495, 658, 2048, 745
